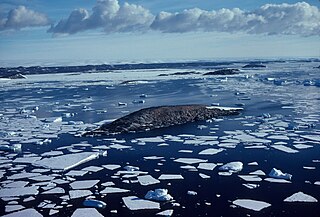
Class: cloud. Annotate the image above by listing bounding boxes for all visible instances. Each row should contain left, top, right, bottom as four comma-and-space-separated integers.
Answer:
48, 0, 154, 35
0, 6, 50, 31
49, 1, 320, 36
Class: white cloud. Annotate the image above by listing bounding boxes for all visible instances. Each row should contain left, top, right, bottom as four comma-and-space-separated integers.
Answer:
49, 1, 320, 36
48, 0, 154, 35
0, 6, 50, 31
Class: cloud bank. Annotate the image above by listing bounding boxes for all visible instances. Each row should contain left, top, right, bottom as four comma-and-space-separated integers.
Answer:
0, 6, 50, 31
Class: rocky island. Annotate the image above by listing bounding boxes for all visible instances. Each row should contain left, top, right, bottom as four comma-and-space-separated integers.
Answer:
85, 105, 242, 135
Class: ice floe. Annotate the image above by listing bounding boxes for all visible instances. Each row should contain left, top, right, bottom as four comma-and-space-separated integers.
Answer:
69, 190, 92, 199
156, 209, 174, 216
71, 208, 103, 217
197, 163, 217, 171
174, 158, 207, 164
158, 174, 184, 180
219, 162, 243, 173
271, 145, 299, 154
2, 208, 43, 217
232, 199, 271, 211
137, 175, 160, 186
269, 168, 292, 180
198, 148, 224, 155
70, 180, 99, 189
100, 187, 130, 194
0, 186, 39, 197
122, 196, 160, 210
284, 192, 318, 202
145, 189, 173, 201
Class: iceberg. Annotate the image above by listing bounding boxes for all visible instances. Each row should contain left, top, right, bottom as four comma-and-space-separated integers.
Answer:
284, 192, 318, 202
145, 189, 173, 201
268, 168, 292, 180
219, 161, 243, 173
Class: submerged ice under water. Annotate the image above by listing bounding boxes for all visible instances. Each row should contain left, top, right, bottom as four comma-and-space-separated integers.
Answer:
0, 60, 319, 216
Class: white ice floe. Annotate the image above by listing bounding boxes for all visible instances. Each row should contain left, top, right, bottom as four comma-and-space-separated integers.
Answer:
267, 135, 290, 140
143, 156, 164, 160
124, 165, 140, 171
65, 170, 88, 177
219, 162, 243, 173
284, 192, 318, 202
145, 189, 173, 201
137, 175, 160, 186
271, 145, 299, 154
198, 148, 224, 155
100, 187, 130, 194
71, 208, 103, 217
197, 163, 217, 171
3, 181, 28, 188
5, 205, 25, 213
156, 209, 174, 216
0, 186, 39, 197
269, 168, 292, 180
70, 180, 99, 190
207, 106, 243, 111
187, 191, 197, 195
243, 183, 259, 189
122, 196, 160, 210
33, 152, 99, 171
232, 199, 271, 211
238, 175, 262, 182
109, 144, 132, 149
102, 164, 121, 170
300, 135, 320, 142
264, 178, 291, 183
137, 137, 165, 143
174, 158, 207, 164
69, 190, 92, 199
199, 173, 210, 179
158, 174, 184, 180
314, 181, 320, 185
42, 187, 65, 194
82, 166, 103, 172
2, 208, 43, 217
249, 170, 266, 176
13, 156, 42, 164
83, 199, 106, 208
293, 144, 313, 149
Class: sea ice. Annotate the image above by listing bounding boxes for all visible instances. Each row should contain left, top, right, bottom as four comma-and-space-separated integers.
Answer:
33, 152, 99, 171
219, 162, 243, 173
197, 163, 217, 171
71, 208, 103, 217
145, 189, 173, 201
198, 148, 224, 155
137, 175, 160, 186
70, 180, 99, 189
174, 158, 207, 164
300, 135, 320, 142
0, 186, 39, 197
284, 192, 318, 202
82, 166, 103, 172
199, 173, 210, 179
269, 168, 292, 180
100, 187, 130, 194
271, 145, 299, 154
158, 174, 184, 180
102, 164, 121, 170
69, 190, 92, 199
238, 175, 262, 182
249, 170, 266, 176
156, 209, 174, 216
232, 199, 271, 211
1, 208, 43, 217
42, 187, 65, 194
243, 184, 259, 189
264, 178, 291, 183
122, 196, 160, 210
5, 205, 24, 213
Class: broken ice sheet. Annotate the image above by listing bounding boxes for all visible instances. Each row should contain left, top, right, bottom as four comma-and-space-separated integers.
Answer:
158, 174, 184, 180
284, 192, 318, 202
122, 196, 160, 210
65, 170, 88, 177
42, 187, 65, 194
137, 175, 160, 186
145, 189, 173, 201
33, 152, 99, 171
70, 180, 99, 189
82, 166, 104, 172
2, 208, 43, 217
0, 186, 39, 197
174, 158, 207, 164
71, 208, 103, 217
232, 199, 271, 211
69, 190, 92, 199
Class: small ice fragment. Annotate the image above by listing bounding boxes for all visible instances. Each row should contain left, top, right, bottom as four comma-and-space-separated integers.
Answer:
137, 175, 160, 186
1, 208, 43, 217
69, 190, 92, 199
243, 184, 259, 189
198, 148, 224, 155
271, 145, 299, 154
42, 187, 65, 194
174, 158, 207, 164
264, 178, 291, 183
71, 208, 103, 217
197, 163, 217, 171
145, 189, 173, 201
158, 174, 184, 180
143, 156, 164, 160
65, 170, 88, 177
249, 170, 266, 176
109, 144, 131, 149
156, 209, 173, 216
118, 102, 127, 107
248, 162, 258, 166
82, 166, 103, 172
3, 181, 28, 188
219, 161, 243, 173
314, 181, 320, 185
100, 187, 130, 194
187, 191, 197, 196
122, 196, 160, 210
269, 168, 292, 180
238, 175, 262, 182
124, 165, 139, 171
300, 135, 320, 142
83, 199, 106, 208
232, 199, 271, 211
284, 192, 318, 202
199, 173, 210, 179
102, 164, 121, 170
70, 180, 99, 190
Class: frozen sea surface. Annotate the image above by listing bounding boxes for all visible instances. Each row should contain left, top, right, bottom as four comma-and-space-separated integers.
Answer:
0, 59, 319, 216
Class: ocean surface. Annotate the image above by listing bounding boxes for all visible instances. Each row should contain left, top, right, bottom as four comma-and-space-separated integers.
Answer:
0, 59, 319, 216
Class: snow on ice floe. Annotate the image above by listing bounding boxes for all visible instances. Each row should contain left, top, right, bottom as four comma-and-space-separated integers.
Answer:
71, 208, 103, 217
145, 189, 173, 201
122, 196, 160, 210
137, 175, 160, 186
2, 208, 43, 217
198, 148, 224, 155
269, 168, 292, 180
197, 163, 217, 171
219, 162, 243, 173
158, 174, 184, 180
70, 180, 99, 189
174, 158, 207, 164
100, 187, 130, 194
284, 192, 318, 202
69, 190, 92, 199
33, 152, 99, 171
0, 186, 39, 197
232, 199, 271, 211
271, 145, 299, 154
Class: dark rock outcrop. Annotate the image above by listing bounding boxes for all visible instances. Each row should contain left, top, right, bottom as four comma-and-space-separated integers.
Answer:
204, 69, 240, 75
86, 105, 241, 135
242, 64, 267, 69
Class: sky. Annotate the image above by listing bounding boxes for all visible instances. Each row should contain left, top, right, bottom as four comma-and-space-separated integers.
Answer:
0, 0, 319, 66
